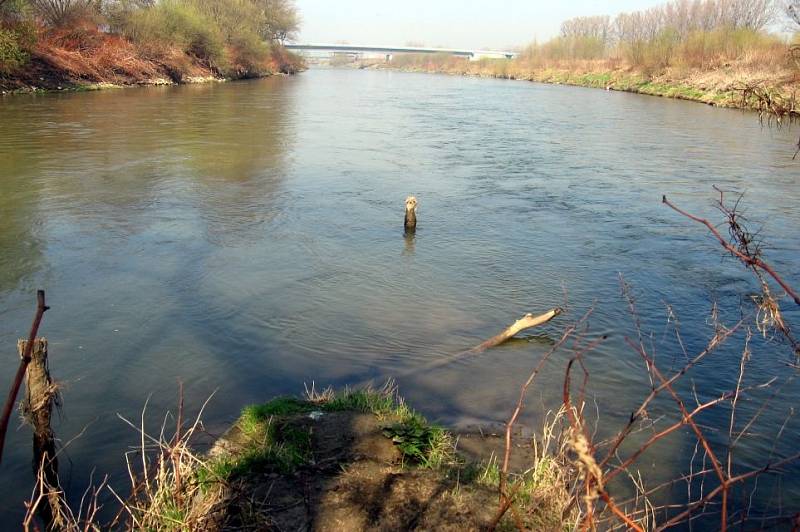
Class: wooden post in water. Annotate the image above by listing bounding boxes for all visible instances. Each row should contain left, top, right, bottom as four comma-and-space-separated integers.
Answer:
20, 338, 63, 530
0, 290, 49, 466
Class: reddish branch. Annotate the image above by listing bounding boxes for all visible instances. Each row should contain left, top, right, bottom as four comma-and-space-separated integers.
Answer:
598, 319, 743, 471
657, 449, 800, 531
604, 389, 736, 484
662, 195, 800, 306
0, 291, 50, 466
625, 338, 727, 485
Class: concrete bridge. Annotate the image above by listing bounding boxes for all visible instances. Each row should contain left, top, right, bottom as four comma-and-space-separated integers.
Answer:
284, 43, 517, 62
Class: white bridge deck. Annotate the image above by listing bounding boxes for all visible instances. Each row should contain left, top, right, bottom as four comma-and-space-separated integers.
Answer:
285, 43, 517, 61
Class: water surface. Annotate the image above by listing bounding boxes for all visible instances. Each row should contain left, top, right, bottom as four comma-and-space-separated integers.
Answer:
1, 69, 799, 524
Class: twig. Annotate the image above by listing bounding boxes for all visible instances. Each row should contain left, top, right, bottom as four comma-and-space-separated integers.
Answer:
563, 358, 644, 532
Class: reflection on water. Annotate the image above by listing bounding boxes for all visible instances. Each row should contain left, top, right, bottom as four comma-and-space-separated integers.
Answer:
0, 173, 43, 293
402, 230, 416, 255
1, 69, 799, 523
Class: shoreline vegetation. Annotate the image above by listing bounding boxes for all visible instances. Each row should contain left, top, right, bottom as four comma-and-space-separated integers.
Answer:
368, 56, 790, 111
362, 0, 797, 112
108, 385, 575, 530
0, 0, 304, 94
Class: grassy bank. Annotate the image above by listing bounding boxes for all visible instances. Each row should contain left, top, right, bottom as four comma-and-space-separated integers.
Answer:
370, 52, 795, 111
127, 386, 575, 530
0, 0, 304, 93
39, 385, 575, 530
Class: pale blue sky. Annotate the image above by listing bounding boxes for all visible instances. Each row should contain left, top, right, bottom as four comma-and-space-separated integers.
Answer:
293, 0, 668, 50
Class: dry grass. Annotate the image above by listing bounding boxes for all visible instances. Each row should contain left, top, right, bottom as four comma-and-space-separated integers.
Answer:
498, 406, 580, 530
105, 392, 216, 530
377, 28, 795, 111
34, 27, 162, 83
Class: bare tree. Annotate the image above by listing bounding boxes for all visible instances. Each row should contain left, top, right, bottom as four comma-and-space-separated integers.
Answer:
786, 0, 800, 26
28, 0, 96, 26
252, 0, 300, 43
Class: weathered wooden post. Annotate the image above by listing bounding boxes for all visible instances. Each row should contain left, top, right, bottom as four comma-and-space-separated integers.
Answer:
0, 290, 49, 466
404, 196, 418, 233
21, 337, 63, 529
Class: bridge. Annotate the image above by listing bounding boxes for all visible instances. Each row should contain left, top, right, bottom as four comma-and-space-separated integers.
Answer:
284, 43, 517, 62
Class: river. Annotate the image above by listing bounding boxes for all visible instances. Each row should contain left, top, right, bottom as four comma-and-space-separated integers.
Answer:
1, 68, 799, 526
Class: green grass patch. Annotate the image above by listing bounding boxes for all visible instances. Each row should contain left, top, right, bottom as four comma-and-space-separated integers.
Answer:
320, 388, 411, 418
196, 397, 317, 489
382, 414, 452, 469
157, 500, 189, 530
242, 396, 315, 422
577, 72, 612, 87
196, 423, 312, 488
204, 430, 311, 478
198, 387, 457, 491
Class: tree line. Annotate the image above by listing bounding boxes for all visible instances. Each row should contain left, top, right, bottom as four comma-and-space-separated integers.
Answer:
561, 0, 775, 43
524, 0, 785, 69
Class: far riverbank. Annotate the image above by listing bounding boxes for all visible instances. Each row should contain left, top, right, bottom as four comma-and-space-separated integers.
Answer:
359, 55, 797, 113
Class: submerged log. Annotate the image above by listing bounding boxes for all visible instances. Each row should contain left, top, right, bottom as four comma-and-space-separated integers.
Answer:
464, 308, 563, 355
21, 338, 63, 530
406, 308, 565, 375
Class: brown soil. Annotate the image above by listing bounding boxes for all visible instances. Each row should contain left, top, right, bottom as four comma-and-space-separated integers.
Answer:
192, 412, 512, 531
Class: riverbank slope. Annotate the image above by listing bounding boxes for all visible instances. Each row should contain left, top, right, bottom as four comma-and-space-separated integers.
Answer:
104, 388, 573, 530
366, 54, 797, 111
0, 25, 303, 94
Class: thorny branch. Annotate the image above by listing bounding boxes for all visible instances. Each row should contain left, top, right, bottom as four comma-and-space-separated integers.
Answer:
663, 190, 800, 356
662, 192, 800, 307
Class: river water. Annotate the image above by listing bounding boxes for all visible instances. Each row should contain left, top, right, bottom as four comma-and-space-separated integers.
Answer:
1, 69, 799, 526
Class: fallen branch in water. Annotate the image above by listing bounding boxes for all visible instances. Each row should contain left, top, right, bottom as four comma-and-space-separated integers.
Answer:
0, 290, 50, 466
464, 308, 563, 355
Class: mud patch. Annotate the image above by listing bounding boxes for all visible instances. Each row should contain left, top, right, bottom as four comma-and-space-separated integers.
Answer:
194, 410, 506, 531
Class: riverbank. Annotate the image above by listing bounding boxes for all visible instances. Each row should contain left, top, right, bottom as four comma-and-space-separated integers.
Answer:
74, 387, 574, 530
364, 55, 797, 111
0, 26, 303, 95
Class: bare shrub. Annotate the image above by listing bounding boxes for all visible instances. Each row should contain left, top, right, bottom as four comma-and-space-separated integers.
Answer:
493, 190, 799, 530
29, 0, 97, 27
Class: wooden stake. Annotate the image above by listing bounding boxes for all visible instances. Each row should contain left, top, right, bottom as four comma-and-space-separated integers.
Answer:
21, 338, 62, 530
0, 290, 49, 465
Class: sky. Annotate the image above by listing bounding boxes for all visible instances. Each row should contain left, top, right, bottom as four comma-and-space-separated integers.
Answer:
293, 0, 671, 51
